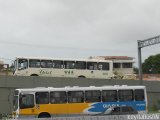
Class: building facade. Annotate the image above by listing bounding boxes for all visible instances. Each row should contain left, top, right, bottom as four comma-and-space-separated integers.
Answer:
90, 56, 136, 79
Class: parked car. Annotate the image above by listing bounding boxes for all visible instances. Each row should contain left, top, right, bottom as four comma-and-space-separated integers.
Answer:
102, 106, 138, 115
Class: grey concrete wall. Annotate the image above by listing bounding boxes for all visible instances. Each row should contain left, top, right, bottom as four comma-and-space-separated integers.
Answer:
0, 76, 160, 114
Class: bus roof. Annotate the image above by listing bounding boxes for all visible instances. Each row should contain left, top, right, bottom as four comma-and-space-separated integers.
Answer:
15, 57, 112, 62
16, 85, 146, 93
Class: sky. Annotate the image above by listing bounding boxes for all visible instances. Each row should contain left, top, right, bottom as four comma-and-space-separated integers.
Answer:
0, 0, 160, 66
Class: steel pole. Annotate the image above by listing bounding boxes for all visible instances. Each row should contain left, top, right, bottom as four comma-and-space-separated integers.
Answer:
138, 41, 143, 85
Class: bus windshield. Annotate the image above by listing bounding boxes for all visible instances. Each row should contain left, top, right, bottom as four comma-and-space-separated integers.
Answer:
19, 94, 34, 109
18, 59, 28, 70
13, 96, 18, 111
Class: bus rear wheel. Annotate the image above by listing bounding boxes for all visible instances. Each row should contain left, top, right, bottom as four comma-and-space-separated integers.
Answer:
30, 74, 38, 76
78, 75, 86, 78
38, 112, 51, 118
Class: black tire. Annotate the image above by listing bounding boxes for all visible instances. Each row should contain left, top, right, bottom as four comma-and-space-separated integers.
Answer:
78, 75, 86, 78
30, 74, 38, 76
38, 113, 51, 118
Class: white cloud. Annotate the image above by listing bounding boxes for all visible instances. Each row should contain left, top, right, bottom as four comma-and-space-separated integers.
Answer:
0, 0, 160, 65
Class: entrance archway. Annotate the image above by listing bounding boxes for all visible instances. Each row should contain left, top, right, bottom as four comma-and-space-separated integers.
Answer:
138, 35, 160, 84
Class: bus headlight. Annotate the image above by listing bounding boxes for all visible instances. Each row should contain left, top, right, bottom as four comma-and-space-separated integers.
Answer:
12, 112, 17, 118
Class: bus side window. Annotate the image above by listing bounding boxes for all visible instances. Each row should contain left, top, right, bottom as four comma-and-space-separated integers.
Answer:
29, 59, 41, 68
53, 60, 63, 69
68, 91, 84, 103
41, 60, 53, 68
98, 62, 109, 70
85, 90, 101, 103
87, 62, 97, 70
75, 61, 86, 69
102, 90, 117, 102
135, 89, 145, 101
98, 64, 103, 70
35, 92, 49, 104
50, 91, 67, 104
64, 61, 75, 69
118, 90, 133, 102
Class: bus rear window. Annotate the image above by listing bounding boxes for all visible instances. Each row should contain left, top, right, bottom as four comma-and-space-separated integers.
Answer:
135, 89, 145, 101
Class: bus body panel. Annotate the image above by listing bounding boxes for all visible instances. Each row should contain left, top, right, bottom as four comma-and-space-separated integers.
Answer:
19, 101, 146, 116
13, 86, 147, 118
13, 57, 114, 79
15, 68, 113, 79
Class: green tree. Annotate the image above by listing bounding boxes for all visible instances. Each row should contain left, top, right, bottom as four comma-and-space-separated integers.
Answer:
142, 54, 160, 74
133, 67, 139, 74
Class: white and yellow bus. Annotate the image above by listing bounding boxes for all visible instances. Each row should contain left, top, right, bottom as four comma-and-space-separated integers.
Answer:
13, 57, 113, 79
12, 85, 147, 118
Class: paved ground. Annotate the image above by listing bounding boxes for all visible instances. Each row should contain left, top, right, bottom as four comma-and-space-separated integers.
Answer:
7, 113, 160, 120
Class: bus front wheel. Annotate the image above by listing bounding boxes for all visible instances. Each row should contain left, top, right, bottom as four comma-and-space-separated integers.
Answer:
30, 74, 38, 76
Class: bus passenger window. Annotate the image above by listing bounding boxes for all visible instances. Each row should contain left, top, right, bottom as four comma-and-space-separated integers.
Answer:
98, 62, 109, 70
118, 90, 133, 101
41, 60, 53, 68
68, 91, 84, 103
102, 90, 117, 102
98, 64, 103, 70
50, 91, 67, 104
87, 62, 97, 70
85, 90, 101, 103
29, 59, 41, 68
64, 61, 75, 69
53, 60, 63, 69
35, 92, 49, 104
75, 61, 86, 69
135, 89, 144, 101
